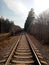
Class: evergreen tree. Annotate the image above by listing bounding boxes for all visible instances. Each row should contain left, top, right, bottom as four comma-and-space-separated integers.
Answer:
24, 8, 35, 31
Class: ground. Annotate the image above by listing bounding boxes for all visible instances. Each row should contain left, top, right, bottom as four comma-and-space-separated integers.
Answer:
28, 33, 49, 64
0, 35, 19, 60
0, 33, 49, 64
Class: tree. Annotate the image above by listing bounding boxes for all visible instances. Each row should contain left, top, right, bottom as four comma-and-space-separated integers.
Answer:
24, 8, 35, 32
0, 16, 14, 33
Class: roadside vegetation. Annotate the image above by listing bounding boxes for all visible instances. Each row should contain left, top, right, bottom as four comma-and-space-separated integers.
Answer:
0, 16, 14, 33
24, 8, 49, 43
0, 16, 22, 37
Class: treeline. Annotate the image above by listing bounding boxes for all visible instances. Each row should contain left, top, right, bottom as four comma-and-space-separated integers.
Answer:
11, 25, 22, 35
24, 8, 49, 43
0, 16, 14, 33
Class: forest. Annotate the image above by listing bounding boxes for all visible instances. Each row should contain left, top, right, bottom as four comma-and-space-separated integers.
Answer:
24, 8, 49, 43
0, 16, 14, 33
0, 8, 49, 43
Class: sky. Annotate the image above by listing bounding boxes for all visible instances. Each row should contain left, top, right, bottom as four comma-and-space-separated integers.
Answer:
0, 0, 49, 28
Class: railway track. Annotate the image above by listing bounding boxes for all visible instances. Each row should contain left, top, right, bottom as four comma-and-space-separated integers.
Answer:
0, 33, 48, 65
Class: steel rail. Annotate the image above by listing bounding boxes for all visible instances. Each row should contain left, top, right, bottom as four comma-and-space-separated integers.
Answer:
5, 35, 22, 65
26, 34, 41, 65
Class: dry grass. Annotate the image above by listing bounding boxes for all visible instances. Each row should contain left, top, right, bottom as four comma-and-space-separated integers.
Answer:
0, 34, 19, 60
0, 35, 19, 51
28, 34, 49, 64
0, 33, 11, 41
0, 33, 10, 37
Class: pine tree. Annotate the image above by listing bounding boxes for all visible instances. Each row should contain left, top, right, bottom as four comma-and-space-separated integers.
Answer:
24, 8, 35, 31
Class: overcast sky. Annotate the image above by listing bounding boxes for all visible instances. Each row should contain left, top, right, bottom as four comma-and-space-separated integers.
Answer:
0, 0, 49, 28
